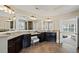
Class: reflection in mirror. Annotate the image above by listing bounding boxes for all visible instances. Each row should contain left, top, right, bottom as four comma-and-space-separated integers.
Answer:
28, 21, 33, 30
15, 18, 26, 30
0, 5, 16, 32
10, 21, 13, 29
0, 20, 10, 32
25, 22, 27, 30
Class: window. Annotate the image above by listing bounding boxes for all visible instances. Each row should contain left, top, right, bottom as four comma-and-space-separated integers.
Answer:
63, 24, 75, 32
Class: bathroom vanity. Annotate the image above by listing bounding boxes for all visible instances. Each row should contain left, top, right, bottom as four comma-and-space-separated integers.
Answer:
0, 31, 40, 53
0, 30, 57, 53
0, 31, 30, 53
8, 34, 31, 53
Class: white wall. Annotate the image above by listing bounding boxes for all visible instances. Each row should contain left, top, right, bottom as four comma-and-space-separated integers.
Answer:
54, 10, 79, 31
0, 37, 7, 53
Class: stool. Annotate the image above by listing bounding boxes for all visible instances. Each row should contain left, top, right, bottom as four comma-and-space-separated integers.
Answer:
31, 36, 39, 46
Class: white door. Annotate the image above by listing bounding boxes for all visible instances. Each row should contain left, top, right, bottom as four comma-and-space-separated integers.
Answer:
60, 18, 78, 49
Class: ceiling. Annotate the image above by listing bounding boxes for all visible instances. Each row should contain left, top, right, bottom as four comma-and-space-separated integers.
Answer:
10, 5, 79, 17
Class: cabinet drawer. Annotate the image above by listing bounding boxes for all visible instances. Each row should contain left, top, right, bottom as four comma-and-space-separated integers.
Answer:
8, 43, 16, 53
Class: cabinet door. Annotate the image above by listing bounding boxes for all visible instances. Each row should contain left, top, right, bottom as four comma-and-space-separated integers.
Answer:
39, 33, 46, 42
8, 36, 22, 53
15, 36, 22, 53
45, 32, 56, 42
8, 44, 15, 53
8, 39, 16, 53
22, 34, 31, 48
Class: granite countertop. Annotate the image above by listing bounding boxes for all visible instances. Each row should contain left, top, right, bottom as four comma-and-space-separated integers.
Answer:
0, 30, 41, 40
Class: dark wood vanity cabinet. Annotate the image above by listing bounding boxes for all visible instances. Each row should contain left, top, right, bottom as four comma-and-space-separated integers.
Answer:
8, 32, 56, 53
22, 34, 31, 48
8, 39, 16, 53
38, 32, 56, 42
8, 34, 31, 53
45, 32, 56, 42
8, 36, 22, 53
38, 32, 46, 42
15, 36, 22, 53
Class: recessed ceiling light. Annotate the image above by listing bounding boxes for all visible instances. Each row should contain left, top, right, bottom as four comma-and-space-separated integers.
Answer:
46, 17, 51, 19
31, 16, 34, 17
35, 7, 39, 9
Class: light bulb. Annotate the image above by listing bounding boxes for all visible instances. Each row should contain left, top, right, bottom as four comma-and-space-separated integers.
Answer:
12, 11, 15, 14
4, 7, 8, 12
8, 9, 12, 14
0, 5, 4, 10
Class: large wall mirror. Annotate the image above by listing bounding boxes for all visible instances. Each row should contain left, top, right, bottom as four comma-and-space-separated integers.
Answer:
28, 21, 33, 30
0, 20, 10, 32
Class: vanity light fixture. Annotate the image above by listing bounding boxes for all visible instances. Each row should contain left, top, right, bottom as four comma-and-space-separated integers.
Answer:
5, 18, 13, 22
31, 16, 34, 17
30, 16, 37, 20
4, 6, 8, 12
35, 7, 40, 11
4, 5, 15, 14
45, 17, 52, 22
35, 7, 39, 10
45, 19, 52, 22
0, 5, 4, 10
0, 5, 15, 14
30, 17, 37, 20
